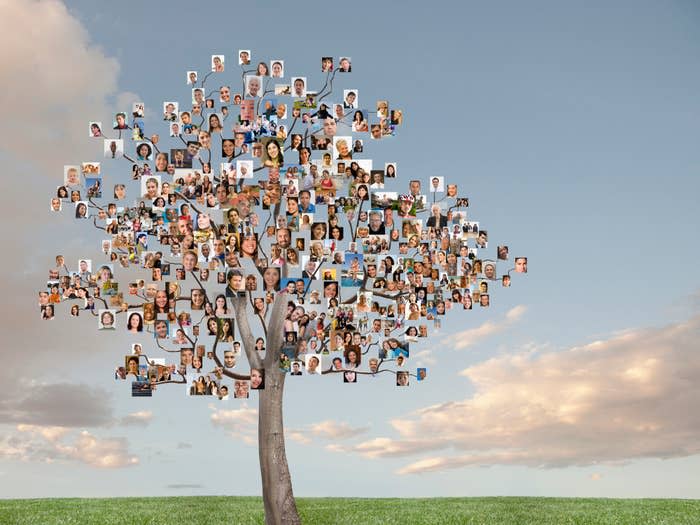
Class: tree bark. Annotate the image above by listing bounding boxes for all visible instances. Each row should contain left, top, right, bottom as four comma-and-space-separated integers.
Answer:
258, 367, 300, 525
235, 293, 300, 524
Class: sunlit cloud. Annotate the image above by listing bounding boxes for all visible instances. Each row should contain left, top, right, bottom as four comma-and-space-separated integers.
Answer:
334, 315, 700, 474
440, 305, 526, 350
0, 424, 138, 468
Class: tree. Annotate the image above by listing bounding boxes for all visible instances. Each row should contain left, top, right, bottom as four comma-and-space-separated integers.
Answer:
41, 53, 527, 524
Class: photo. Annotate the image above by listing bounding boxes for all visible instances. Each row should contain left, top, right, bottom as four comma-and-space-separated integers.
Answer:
163, 101, 178, 121
141, 175, 161, 200
234, 380, 249, 399
270, 60, 284, 78
64, 165, 81, 187
103, 139, 124, 158
261, 137, 284, 168
305, 354, 321, 375
88, 121, 102, 137
351, 110, 368, 132
187, 70, 197, 84
240, 100, 255, 122
236, 160, 254, 179
429, 176, 444, 193
291, 77, 306, 98
136, 142, 153, 161
74, 201, 89, 219
132, 102, 145, 118
246, 75, 262, 98
333, 136, 352, 160
238, 49, 250, 65
321, 56, 333, 72
338, 57, 352, 73
113, 112, 128, 129
98, 309, 116, 330
212, 54, 225, 72
343, 89, 358, 109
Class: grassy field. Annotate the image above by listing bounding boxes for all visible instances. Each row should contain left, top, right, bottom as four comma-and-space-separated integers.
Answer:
0, 496, 698, 524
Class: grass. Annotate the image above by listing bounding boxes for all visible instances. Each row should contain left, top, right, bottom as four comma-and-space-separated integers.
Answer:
0, 496, 698, 524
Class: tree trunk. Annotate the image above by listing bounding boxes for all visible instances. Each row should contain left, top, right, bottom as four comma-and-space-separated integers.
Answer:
258, 366, 300, 525
235, 293, 300, 524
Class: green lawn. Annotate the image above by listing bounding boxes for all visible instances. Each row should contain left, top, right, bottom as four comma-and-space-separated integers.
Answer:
0, 496, 698, 524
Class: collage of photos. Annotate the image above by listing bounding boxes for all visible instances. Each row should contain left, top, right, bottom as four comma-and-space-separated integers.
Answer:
44, 53, 526, 399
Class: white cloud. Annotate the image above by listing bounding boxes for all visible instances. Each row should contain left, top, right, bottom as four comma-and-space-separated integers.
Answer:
120, 410, 153, 426
328, 438, 440, 458
0, 0, 127, 174
440, 305, 526, 350
335, 315, 700, 474
210, 404, 258, 446
412, 349, 437, 367
0, 0, 140, 430
0, 424, 138, 469
288, 420, 369, 444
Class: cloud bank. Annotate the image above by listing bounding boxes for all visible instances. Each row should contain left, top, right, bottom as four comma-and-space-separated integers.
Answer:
334, 316, 700, 474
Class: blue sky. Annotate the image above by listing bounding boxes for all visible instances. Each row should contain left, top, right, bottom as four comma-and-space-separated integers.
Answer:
1, 0, 699, 499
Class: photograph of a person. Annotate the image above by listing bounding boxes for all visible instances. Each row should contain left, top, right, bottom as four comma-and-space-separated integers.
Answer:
261, 137, 284, 168
212, 54, 225, 71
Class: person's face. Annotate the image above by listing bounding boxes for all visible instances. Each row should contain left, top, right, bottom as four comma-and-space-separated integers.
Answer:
66, 168, 79, 184
299, 149, 310, 164
323, 118, 336, 137
346, 93, 356, 105
116, 114, 125, 126
156, 322, 167, 337
325, 283, 337, 298
187, 142, 200, 157
183, 253, 196, 270
266, 141, 279, 159
210, 239, 224, 255
248, 78, 260, 96
198, 132, 211, 148
294, 79, 304, 95
241, 235, 257, 256
337, 141, 349, 156
230, 274, 243, 290
220, 86, 230, 101
251, 369, 263, 388
197, 214, 210, 230
515, 258, 527, 273
128, 359, 139, 374
224, 352, 235, 367
235, 381, 249, 397
276, 229, 291, 248
240, 52, 249, 63
155, 290, 167, 307
146, 180, 158, 197
192, 289, 204, 306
